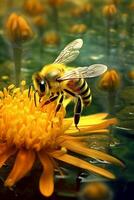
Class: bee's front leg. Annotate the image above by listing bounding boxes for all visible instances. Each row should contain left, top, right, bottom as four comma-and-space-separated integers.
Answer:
28, 84, 33, 99
41, 92, 59, 107
34, 90, 38, 107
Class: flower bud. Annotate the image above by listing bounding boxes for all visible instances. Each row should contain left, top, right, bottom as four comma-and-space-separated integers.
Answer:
48, 0, 64, 7
33, 16, 48, 28
70, 3, 93, 17
43, 31, 60, 45
69, 24, 87, 34
83, 2, 93, 13
23, 0, 45, 16
127, 70, 134, 80
99, 69, 120, 91
112, 0, 120, 5
6, 13, 33, 43
129, 2, 134, 11
80, 182, 113, 200
102, 4, 117, 17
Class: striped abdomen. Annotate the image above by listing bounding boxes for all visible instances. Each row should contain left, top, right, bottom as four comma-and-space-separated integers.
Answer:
67, 79, 92, 106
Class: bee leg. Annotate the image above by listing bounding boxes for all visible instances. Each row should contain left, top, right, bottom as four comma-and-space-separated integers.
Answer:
55, 92, 64, 114
64, 89, 82, 129
39, 92, 54, 104
34, 90, 38, 107
41, 93, 59, 107
50, 92, 54, 98
28, 84, 33, 99
74, 96, 82, 130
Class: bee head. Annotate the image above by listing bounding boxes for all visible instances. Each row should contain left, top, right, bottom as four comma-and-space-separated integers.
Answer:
32, 72, 46, 96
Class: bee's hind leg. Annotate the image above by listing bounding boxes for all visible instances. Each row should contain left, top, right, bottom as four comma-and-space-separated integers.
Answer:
74, 96, 83, 131
64, 89, 83, 129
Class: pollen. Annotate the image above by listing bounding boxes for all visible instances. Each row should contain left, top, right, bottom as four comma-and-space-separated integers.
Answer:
0, 82, 63, 151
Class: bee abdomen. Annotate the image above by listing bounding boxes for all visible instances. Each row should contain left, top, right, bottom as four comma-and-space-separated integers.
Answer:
78, 79, 92, 106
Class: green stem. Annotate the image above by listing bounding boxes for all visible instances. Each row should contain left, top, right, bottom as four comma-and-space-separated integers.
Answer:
108, 91, 116, 115
106, 18, 111, 58
38, 27, 44, 58
52, 6, 59, 31
12, 42, 22, 86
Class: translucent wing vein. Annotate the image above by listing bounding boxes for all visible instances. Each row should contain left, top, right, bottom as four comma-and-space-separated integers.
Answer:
53, 38, 83, 64
57, 64, 107, 81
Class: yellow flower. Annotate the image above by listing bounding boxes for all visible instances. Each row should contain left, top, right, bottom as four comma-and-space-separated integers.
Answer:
112, 0, 120, 5
129, 2, 134, 11
48, 0, 64, 7
6, 13, 33, 42
69, 24, 87, 34
102, 4, 117, 17
70, 3, 93, 17
43, 31, 60, 45
80, 182, 112, 200
127, 70, 134, 80
33, 15, 48, 28
0, 82, 124, 197
99, 69, 121, 91
23, 0, 45, 16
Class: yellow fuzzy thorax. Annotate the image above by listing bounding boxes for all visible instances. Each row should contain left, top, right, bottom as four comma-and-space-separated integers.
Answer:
40, 63, 66, 77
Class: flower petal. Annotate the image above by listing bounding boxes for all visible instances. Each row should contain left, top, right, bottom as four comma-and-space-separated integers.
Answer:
4, 149, 35, 187
65, 129, 109, 136
62, 120, 72, 132
66, 118, 117, 135
53, 152, 116, 179
38, 151, 54, 197
0, 143, 16, 168
65, 113, 109, 126
61, 141, 125, 167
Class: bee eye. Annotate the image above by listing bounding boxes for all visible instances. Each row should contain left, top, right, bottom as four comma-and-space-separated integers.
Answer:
39, 81, 45, 93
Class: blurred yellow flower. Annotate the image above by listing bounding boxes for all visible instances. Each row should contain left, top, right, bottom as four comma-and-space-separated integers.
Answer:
43, 31, 60, 45
6, 13, 33, 42
80, 182, 112, 200
99, 69, 121, 91
33, 15, 48, 28
129, 2, 134, 11
127, 70, 134, 80
23, 0, 45, 16
0, 82, 124, 197
112, 0, 120, 5
48, 0, 65, 7
69, 24, 87, 34
70, 2, 93, 17
82, 2, 93, 13
102, 4, 117, 17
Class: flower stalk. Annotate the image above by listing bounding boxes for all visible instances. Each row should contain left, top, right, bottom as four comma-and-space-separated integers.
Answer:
5, 13, 33, 86
12, 42, 22, 86
48, 0, 64, 31
102, 4, 117, 58
99, 69, 121, 115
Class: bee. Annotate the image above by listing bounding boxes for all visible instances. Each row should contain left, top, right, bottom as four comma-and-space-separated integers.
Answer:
32, 39, 107, 128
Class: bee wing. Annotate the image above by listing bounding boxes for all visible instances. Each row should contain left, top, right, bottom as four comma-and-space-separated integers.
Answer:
53, 38, 83, 64
57, 64, 107, 81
